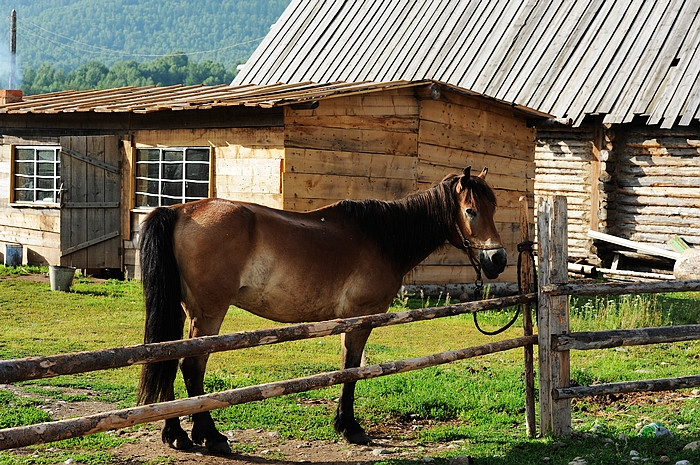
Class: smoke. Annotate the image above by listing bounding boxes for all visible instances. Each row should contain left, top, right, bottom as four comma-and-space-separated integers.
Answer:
0, 11, 21, 89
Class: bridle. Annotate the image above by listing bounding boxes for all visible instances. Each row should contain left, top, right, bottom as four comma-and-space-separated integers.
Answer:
455, 222, 520, 336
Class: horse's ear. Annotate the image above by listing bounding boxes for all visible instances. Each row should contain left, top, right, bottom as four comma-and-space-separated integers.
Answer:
478, 167, 488, 179
458, 166, 471, 192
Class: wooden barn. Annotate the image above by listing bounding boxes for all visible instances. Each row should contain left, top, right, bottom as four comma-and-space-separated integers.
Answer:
235, 0, 700, 269
0, 80, 545, 287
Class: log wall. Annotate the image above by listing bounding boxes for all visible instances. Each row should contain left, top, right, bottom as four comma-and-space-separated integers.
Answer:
534, 126, 597, 261
610, 126, 700, 249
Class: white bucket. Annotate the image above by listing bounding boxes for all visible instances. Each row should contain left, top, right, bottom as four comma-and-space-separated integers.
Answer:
49, 265, 76, 291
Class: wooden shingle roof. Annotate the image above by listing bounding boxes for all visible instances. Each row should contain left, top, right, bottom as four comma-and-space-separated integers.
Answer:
233, 0, 700, 128
0, 80, 548, 118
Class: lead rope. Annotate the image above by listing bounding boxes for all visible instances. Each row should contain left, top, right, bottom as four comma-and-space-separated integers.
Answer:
471, 240, 536, 336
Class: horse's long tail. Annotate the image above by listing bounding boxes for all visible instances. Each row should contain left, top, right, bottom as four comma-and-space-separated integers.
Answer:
137, 206, 185, 405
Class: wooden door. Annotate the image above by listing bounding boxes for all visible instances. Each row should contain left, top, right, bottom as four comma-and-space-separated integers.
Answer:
59, 135, 122, 269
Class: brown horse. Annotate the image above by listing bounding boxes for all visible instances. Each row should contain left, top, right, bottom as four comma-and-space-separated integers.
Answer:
137, 166, 506, 453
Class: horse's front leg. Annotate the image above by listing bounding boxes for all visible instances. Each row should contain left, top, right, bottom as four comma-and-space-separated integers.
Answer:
180, 310, 231, 454
334, 328, 372, 444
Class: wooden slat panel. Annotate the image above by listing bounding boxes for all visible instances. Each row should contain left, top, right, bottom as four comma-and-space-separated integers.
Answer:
284, 173, 415, 203
285, 148, 417, 179
285, 124, 417, 156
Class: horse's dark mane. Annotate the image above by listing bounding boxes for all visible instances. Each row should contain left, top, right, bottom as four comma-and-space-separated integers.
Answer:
339, 174, 495, 272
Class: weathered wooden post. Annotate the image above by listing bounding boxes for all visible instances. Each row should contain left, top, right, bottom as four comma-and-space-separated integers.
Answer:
519, 196, 536, 437
537, 196, 571, 435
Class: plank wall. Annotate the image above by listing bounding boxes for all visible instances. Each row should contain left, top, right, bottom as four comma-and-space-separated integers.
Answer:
282, 89, 420, 211
284, 87, 536, 286
413, 92, 536, 284
0, 138, 61, 266
610, 126, 700, 248
125, 127, 285, 279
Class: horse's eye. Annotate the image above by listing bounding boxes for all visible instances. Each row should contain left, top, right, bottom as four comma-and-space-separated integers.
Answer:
465, 208, 477, 217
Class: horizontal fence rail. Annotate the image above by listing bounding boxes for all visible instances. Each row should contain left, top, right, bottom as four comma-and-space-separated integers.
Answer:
0, 335, 537, 450
0, 293, 535, 385
542, 280, 700, 297
553, 375, 700, 400
553, 325, 700, 351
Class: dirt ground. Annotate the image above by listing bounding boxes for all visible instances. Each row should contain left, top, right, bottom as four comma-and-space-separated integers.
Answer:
2, 383, 469, 464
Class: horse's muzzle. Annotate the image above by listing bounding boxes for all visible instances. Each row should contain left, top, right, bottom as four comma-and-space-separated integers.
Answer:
480, 248, 507, 279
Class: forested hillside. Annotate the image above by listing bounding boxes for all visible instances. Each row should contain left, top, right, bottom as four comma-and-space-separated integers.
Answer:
0, 0, 290, 94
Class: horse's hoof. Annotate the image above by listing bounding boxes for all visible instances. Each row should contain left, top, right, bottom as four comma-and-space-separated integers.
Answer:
205, 437, 232, 454
169, 435, 194, 450
344, 430, 372, 445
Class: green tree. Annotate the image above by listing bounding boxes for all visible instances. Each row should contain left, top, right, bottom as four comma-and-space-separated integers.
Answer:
98, 61, 154, 88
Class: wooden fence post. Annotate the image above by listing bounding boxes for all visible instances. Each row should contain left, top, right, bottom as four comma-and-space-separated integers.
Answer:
537, 196, 571, 436
520, 196, 536, 437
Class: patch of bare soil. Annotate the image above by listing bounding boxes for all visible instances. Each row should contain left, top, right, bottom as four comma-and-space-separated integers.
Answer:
4, 385, 459, 465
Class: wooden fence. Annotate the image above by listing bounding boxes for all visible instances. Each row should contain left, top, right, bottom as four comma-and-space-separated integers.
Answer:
537, 195, 700, 435
2, 195, 700, 449
0, 293, 536, 450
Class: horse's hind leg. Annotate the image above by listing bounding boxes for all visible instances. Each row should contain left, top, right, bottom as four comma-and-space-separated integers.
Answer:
180, 306, 231, 454
334, 328, 372, 444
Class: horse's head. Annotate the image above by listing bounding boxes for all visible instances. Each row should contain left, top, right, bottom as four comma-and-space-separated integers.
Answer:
450, 166, 507, 279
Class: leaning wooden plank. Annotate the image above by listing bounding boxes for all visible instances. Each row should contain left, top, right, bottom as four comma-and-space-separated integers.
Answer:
0, 335, 538, 450
553, 375, 700, 400
587, 230, 680, 260
553, 325, 700, 351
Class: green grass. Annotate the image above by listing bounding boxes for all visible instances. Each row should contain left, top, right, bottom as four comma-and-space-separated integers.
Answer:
0, 267, 699, 464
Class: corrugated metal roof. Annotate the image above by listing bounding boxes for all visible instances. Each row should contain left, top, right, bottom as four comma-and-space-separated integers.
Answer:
0, 80, 549, 118
233, 0, 700, 128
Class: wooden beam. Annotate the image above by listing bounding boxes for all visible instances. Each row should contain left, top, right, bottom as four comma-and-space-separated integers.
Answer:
537, 196, 571, 436
0, 335, 537, 450
0, 293, 537, 384
588, 229, 680, 260
553, 375, 700, 400
542, 280, 700, 296
553, 325, 700, 351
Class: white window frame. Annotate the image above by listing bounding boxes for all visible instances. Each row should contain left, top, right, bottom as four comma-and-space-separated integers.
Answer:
12, 145, 61, 205
134, 146, 211, 207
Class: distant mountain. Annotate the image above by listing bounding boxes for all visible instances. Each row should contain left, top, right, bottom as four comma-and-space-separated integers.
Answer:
0, 0, 290, 89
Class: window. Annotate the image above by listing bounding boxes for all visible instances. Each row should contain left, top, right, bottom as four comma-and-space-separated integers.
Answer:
13, 146, 61, 204
135, 147, 210, 207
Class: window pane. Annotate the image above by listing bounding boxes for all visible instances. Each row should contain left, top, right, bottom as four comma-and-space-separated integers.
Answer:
36, 191, 55, 202
185, 163, 209, 180
136, 162, 159, 178
136, 178, 159, 194
186, 149, 209, 162
136, 149, 160, 162
15, 190, 34, 202
161, 180, 182, 197
14, 176, 33, 189
15, 161, 34, 175
185, 181, 208, 198
162, 163, 182, 180
16, 149, 34, 161
161, 197, 180, 206
37, 178, 55, 189
136, 193, 159, 207
37, 162, 55, 176
37, 150, 56, 161
163, 150, 183, 162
